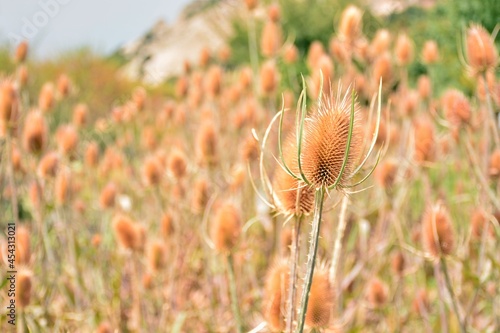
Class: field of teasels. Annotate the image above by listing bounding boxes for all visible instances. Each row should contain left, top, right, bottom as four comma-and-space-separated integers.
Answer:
0, 0, 500, 332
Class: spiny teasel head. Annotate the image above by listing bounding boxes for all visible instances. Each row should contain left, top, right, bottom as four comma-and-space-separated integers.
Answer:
96, 322, 113, 333
55, 168, 72, 206
192, 177, 210, 214
175, 75, 188, 99
142, 155, 163, 187
391, 251, 405, 276
112, 214, 140, 251
260, 60, 277, 95
132, 86, 147, 111
239, 66, 253, 91
470, 208, 493, 239
211, 202, 241, 253
372, 53, 393, 86
15, 41, 28, 63
305, 268, 334, 328
261, 20, 282, 58
29, 181, 42, 209
57, 74, 70, 98
16, 226, 31, 266
240, 134, 259, 162
489, 149, 500, 178
418, 75, 431, 100
72, 103, 88, 127
338, 5, 363, 44
38, 82, 55, 112
147, 240, 166, 272
205, 65, 223, 98
56, 124, 78, 157
196, 122, 218, 166
366, 277, 388, 307
398, 90, 418, 118
412, 289, 430, 317
422, 40, 439, 64
99, 182, 117, 209
442, 89, 471, 127
22, 110, 47, 154
161, 212, 175, 239
370, 29, 391, 57
301, 86, 363, 189
395, 33, 414, 66
307, 41, 325, 69
375, 159, 397, 190
245, 0, 257, 11
168, 148, 188, 179
466, 25, 498, 75
37, 151, 59, 179
85, 141, 99, 168
141, 126, 157, 151
199, 46, 211, 67
283, 44, 298, 64
17, 269, 32, 308
413, 116, 435, 164
262, 261, 289, 331
422, 202, 455, 257
0, 80, 17, 136
273, 135, 315, 215
11, 144, 22, 173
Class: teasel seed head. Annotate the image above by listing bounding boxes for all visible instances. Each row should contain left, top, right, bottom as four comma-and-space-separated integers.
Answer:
263, 260, 289, 331
22, 110, 48, 154
168, 148, 188, 180
37, 151, 59, 179
261, 20, 282, 58
132, 86, 146, 111
18, 65, 29, 87
442, 89, 471, 127
142, 155, 163, 187
370, 29, 391, 56
192, 177, 210, 214
305, 268, 335, 328
205, 65, 223, 98
367, 277, 388, 307
466, 25, 498, 75
391, 251, 405, 276
260, 60, 277, 95
418, 75, 431, 100
199, 46, 211, 67
374, 159, 397, 190
245, 0, 257, 11
72, 103, 88, 127
240, 134, 259, 162
16, 226, 31, 266
148, 240, 166, 272
307, 41, 325, 69
0, 80, 18, 136
422, 202, 454, 257
283, 44, 298, 64
422, 40, 439, 64
99, 182, 117, 209
489, 149, 500, 178
96, 322, 113, 333
38, 82, 55, 112
372, 53, 393, 86
395, 33, 414, 66
211, 202, 241, 253
112, 214, 140, 251
85, 141, 99, 168
338, 5, 363, 44
301, 86, 362, 189
17, 269, 32, 308
413, 116, 435, 164
56, 124, 79, 157
15, 41, 28, 63
161, 212, 175, 239
196, 122, 218, 166
175, 75, 188, 99
55, 168, 72, 206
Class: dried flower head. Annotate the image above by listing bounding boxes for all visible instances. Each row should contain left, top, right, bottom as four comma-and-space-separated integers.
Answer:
72, 103, 88, 127
489, 149, 500, 178
261, 21, 282, 58
192, 178, 210, 214
307, 41, 325, 69
412, 289, 430, 317
442, 89, 471, 127
413, 116, 435, 163
339, 5, 363, 43
22, 110, 48, 154
283, 44, 298, 64
17, 270, 32, 308
100, 182, 117, 209
148, 241, 166, 272
395, 33, 414, 65
142, 155, 163, 186
85, 142, 99, 168
301, 87, 362, 189
37, 151, 59, 179
55, 168, 72, 206
56, 124, 78, 156
112, 214, 140, 251
211, 202, 241, 253
168, 148, 188, 179
305, 269, 334, 328
422, 203, 454, 257
367, 277, 387, 307
263, 261, 289, 331
375, 159, 397, 189
466, 25, 498, 75
196, 122, 218, 166
260, 60, 277, 95
0, 80, 17, 133
38, 82, 55, 112
205, 65, 223, 98
16, 226, 31, 266
161, 212, 175, 238
15, 41, 28, 63
422, 40, 439, 64
418, 75, 431, 100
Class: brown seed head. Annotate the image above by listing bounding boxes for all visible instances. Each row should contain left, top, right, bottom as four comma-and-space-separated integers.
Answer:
18, 65, 29, 87
205, 65, 223, 98
100, 182, 117, 209
72, 103, 88, 127
413, 116, 435, 163
142, 155, 163, 186
442, 89, 471, 126
466, 25, 498, 74
211, 202, 241, 253
55, 169, 72, 206
263, 261, 289, 331
372, 53, 393, 85
0, 80, 17, 128
218, 45, 231, 63
37, 151, 59, 178
370, 29, 391, 56
283, 44, 298, 64
23, 110, 47, 154
261, 21, 282, 58
489, 149, 500, 177
56, 124, 78, 156
375, 159, 397, 189
199, 47, 211, 67
15, 41, 28, 63
132, 86, 147, 111
168, 148, 188, 179
260, 60, 277, 95
175, 75, 188, 99
38, 82, 55, 112
148, 241, 166, 272
422, 203, 454, 257
339, 5, 363, 43
367, 277, 388, 307
240, 134, 259, 162
57, 74, 70, 98
395, 33, 414, 65
192, 178, 210, 214
17, 270, 32, 308
305, 269, 334, 328
96, 322, 113, 333
422, 40, 439, 64
391, 251, 405, 276
307, 41, 325, 69
418, 75, 431, 100
85, 142, 99, 168
16, 226, 31, 266
112, 214, 139, 251
161, 212, 175, 238
301, 87, 362, 189
196, 122, 218, 166
245, 0, 258, 11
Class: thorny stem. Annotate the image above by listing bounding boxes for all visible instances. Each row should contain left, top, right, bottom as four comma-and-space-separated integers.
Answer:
440, 257, 466, 333
286, 214, 303, 333
329, 195, 349, 289
227, 254, 243, 333
296, 187, 325, 333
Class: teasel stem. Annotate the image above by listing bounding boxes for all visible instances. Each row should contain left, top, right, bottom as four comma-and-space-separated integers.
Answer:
440, 257, 466, 333
227, 254, 243, 333
482, 73, 500, 149
296, 187, 325, 333
329, 195, 349, 294
286, 213, 303, 332
434, 262, 449, 333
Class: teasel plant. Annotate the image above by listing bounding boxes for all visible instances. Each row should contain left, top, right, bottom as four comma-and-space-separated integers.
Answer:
250, 75, 383, 332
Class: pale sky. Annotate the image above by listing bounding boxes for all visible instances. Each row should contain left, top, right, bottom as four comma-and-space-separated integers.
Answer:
0, 0, 192, 58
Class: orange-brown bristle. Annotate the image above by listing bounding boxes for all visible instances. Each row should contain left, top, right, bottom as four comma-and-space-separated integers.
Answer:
301, 87, 362, 189
305, 269, 334, 328
263, 261, 289, 331
422, 203, 454, 257
211, 202, 241, 253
